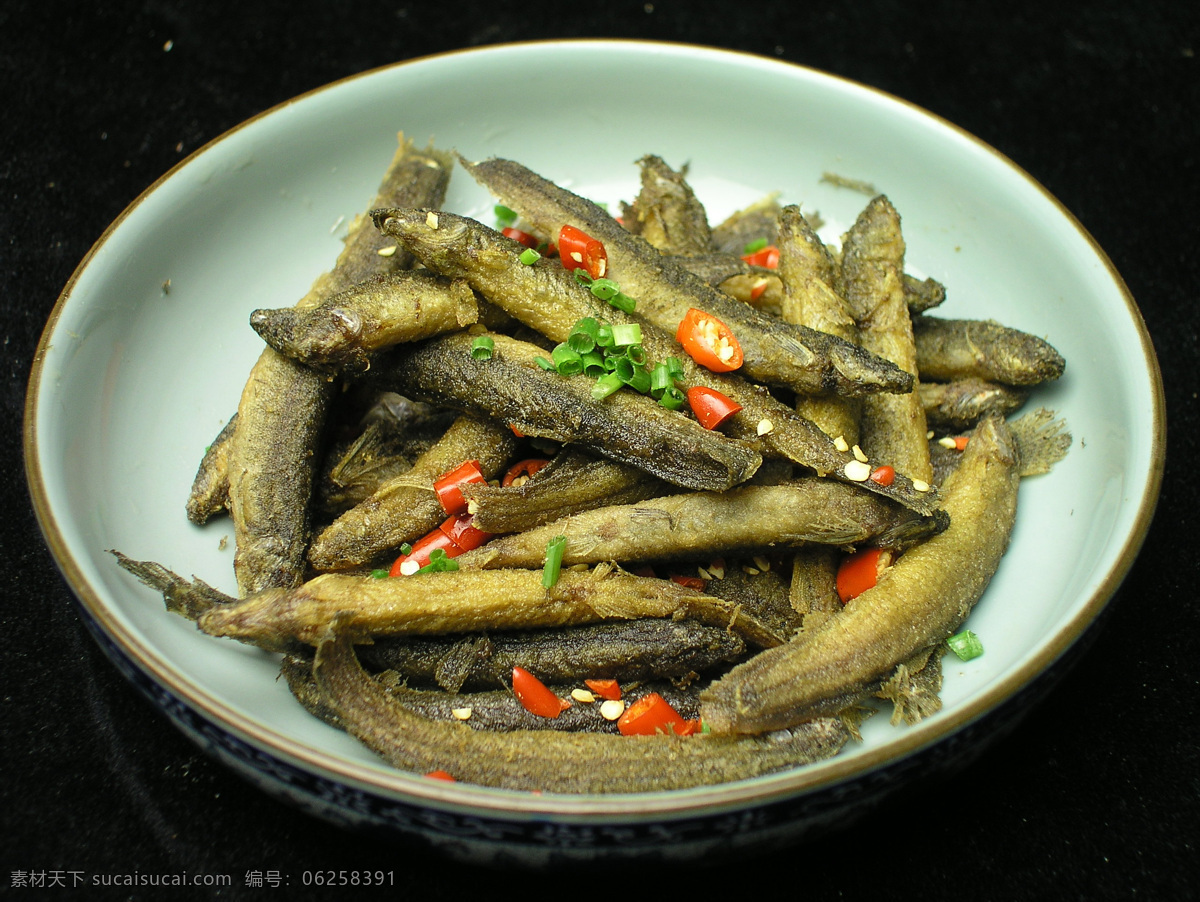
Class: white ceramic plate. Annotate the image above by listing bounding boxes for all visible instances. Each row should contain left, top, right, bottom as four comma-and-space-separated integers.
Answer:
25, 40, 1164, 862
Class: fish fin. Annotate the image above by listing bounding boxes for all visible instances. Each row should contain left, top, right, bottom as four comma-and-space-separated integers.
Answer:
837, 703, 877, 742
1010, 407, 1072, 476
109, 550, 236, 621
876, 646, 945, 725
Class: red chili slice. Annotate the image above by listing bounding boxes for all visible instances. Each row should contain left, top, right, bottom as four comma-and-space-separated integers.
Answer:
388, 515, 492, 576
835, 547, 893, 603
741, 245, 780, 268
557, 224, 607, 279
501, 226, 539, 249
676, 308, 743, 373
669, 573, 709, 591
584, 678, 621, 701
433, 460, 486, 516
512, 666, 569, 718
617, 692, 691, 736
686, 386, 742, 430
424, 769, 456, 781
438, 514, 492, 553
501, 458, 550, 487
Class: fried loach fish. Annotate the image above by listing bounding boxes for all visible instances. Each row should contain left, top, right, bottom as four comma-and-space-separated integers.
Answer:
374, 207, 941, 515
218, 135, 454, 595
699, 411, 1070, 734
458, 155, 914, 399
311, 622, 849, 792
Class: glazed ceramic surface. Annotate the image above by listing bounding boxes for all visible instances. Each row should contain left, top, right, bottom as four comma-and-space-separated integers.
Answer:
25, 40, 1163, 862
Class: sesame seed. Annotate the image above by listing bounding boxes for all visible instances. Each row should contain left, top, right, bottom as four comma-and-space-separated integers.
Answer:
377, 245, 398, 257
757, 418, 774, 436
844, 459, 872, 481
599, 699, 625, 720
753, 555, 771, 572
852, 444, 869, 463
571, 688, 596, 703
912, 478, 932, 493
451, 707, 473, 720
426, 211, 439, 229
938, 436, 958, 449
834, 435, 849, 452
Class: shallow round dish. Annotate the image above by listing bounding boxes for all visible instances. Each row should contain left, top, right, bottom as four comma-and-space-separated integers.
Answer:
25, 40, 1164, 864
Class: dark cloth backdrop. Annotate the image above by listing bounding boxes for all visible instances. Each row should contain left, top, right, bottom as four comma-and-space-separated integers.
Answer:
3, 1, 1196, 899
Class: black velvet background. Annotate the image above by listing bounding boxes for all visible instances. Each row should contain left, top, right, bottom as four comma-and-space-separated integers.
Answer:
3, 1, 1196, 898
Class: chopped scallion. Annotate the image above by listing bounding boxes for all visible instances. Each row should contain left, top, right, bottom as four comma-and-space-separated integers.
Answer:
625, 368, 652, 394
592, 372, 625, 400
611, 322, 642, 347
518, 247, 541, 265
418, 548, 459, 574
658, 386, 686, 410
743, 237, 768, 255
608, 291, 637, 314
567, 331, 595, 354
542, 535, 567, 588
947, 630, 984, 661
534, 356, 555, 371
371, 568, 389, 579
494, 204, 518, 227
608, 354, 635, 382
551, 343, 584, 376
650, 362, 675, 393
470, 335, 495, 360
580, 350, 607, 376
588, 278, 621, 301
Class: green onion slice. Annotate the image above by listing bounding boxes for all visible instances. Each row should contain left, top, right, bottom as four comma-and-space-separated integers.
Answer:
650, 362, 675, 393
580, 350, 607, 377
608, 292, 636, 314
518, 247, 541, 265
589, 278, 621, 301
542, 535, 567, 588
610, 322, 642, 347
418, 548, 460, 574
551, 343, 584, 376
494, 204, 518, 227
947, 630, 984, 661
470, 335, 495, 360
625, 368, 652, 394
592, 372, 625, 400
658, 386, 686, 410
743, 237, 768, 255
